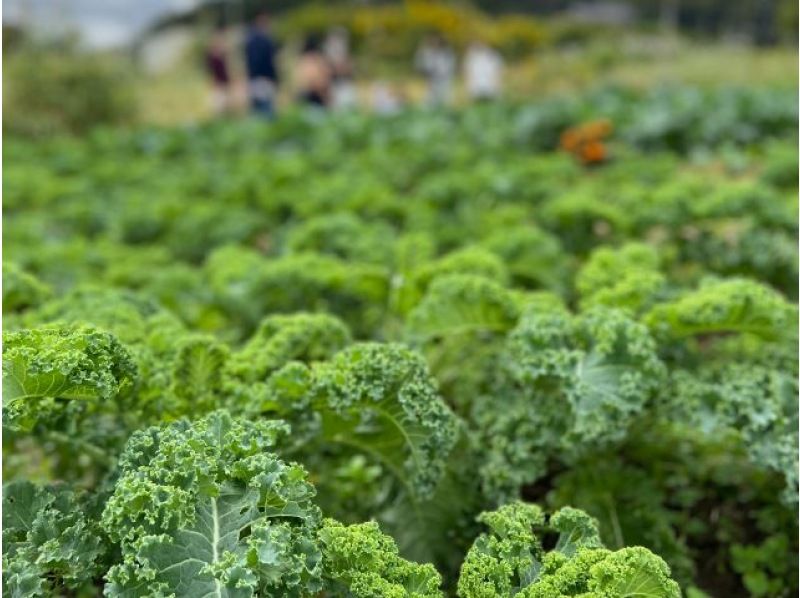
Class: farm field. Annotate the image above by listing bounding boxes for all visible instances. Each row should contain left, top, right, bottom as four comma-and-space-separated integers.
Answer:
2, 86, 798, 597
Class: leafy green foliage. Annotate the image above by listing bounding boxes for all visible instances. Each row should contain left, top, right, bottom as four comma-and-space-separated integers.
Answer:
2, 481, 108, 596
412, 248, 510, 293
576, 243, 665, 313
2, 263, 51, 314
267, 343, 459, 499
225, 312, 351, 386
644, 278, 796, 341
169, 335, 230, 415
3, 86, 797, 597
475, 307, 665, 499
4, 42, 136, 136
667, 364, 798, 505
520, 546, 681, 598
319, 518, 443, 597
731, 535, 794, 597
407, 275, 519, 341
2, 326, 137, 431
481, 226, 569, 292
545, 458, 696, 586
285, 213, 396, 265
102, 410, 324, 597
206, 247, 389, 337
457, 502, 680, 598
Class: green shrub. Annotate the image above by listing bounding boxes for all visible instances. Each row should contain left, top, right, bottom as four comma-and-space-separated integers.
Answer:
3, 41, 137, 137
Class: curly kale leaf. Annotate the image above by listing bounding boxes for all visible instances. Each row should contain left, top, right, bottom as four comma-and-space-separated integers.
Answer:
457, 502, 679, 598
694, 180, 794, 228
547, 459, 696, 587
678, 218, 797, 298
284, 212, 396, 265
406, 274, 519, 341
507, 307, 665, 447
520, 546, 681, 598
267, 343, 459, 499
456, 502, 602, 597
644, 278, 796, 341
206, 247, 389, 337
2, 326, 137, 431
576, 243, 661, 297
102, 410, 323, 597
667, 364, 798, 505
225, 312, 351, 386
20, 286, 190, 418
476, 307, 665, 499
576, 242, 666, 314
105, 256, 219, 332
481, 225, 570, 292
412, 247, 510, 293
393, 247, 511, 318
21, 286, 187, 351
539, 192, 629, 255
2, 481, 108, 597
403, 274, 520, 412
168, 334, 230, 415
319, 518, 443, 597
457, 502, 547, 597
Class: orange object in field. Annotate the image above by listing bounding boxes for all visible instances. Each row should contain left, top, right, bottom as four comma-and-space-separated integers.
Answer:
559, 118, 613, 165
581, 140, 607, 163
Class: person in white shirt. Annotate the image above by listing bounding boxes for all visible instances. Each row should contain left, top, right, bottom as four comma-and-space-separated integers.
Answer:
324, 27, 357, 110
414, 34, 456, 107
464, 40, 504, 102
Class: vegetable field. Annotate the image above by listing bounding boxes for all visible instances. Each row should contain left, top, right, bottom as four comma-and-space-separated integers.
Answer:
3, 87, 798, 597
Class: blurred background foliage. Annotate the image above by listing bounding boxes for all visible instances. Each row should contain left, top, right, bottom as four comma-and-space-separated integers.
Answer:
2, 0, 798, 134
3, 38, 138, 137
274, 2, 547, 62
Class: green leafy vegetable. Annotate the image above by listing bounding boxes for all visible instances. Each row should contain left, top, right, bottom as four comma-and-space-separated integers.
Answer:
457, 502, 680, 598
2, 326, 137, 431
102, 410, 323, 597
268, 343, 459, 499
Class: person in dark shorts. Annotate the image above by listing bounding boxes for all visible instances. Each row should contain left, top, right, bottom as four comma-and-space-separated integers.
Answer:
244, 13, 279, 117
295, 35, 332, 108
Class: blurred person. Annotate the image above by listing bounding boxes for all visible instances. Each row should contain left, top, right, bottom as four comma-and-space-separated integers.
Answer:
324, 27, 357, 110
464, 40, 504, 101
205, 26, 233, 116
296, 36, 332, 108
414, 33, 455, 107
244, 12, 279, 117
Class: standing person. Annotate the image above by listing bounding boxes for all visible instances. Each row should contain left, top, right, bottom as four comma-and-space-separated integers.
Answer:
324, 27, 356, 110
244, 12, 279, 117
295, 35, 332, 108
464, 39, 504, 102
414, 33, 455, 107
205, 26, 233, 116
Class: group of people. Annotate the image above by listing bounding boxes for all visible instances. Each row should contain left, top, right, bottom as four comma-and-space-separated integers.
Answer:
207, 13, 350, 116
205, 13, 504, 117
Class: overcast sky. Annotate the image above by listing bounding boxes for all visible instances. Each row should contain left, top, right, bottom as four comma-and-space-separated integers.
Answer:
3, 0, 201, 47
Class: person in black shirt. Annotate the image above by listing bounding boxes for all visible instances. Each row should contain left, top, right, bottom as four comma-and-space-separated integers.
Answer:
244, 13, 279, 117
